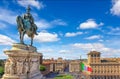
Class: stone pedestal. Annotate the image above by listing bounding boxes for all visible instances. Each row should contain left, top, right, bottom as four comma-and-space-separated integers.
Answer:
2, 43, 44, 79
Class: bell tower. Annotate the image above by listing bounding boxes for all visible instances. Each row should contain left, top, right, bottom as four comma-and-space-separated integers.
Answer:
87, 51, 101, 64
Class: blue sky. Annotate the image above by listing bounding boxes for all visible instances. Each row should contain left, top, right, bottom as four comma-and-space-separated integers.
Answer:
0, 0, 120, 59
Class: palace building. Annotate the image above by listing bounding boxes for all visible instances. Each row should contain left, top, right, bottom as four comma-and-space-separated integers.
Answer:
87, 51, 120, 79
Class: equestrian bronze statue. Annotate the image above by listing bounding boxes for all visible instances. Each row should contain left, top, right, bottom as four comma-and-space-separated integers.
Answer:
16, 6, 38, 46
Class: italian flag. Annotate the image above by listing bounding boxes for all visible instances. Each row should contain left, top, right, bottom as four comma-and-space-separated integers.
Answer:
87, 66, 92, 72
80, 62, 92, 72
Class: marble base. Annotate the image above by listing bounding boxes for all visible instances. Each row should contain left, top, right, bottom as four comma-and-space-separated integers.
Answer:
29, 71, 43, 79
2, 75, 19, 79
2, 43, 44, 79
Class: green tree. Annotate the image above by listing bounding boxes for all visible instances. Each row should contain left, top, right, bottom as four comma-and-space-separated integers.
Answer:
39, 65, 46, 71
54, 74, 74, 79
0, 60, 4, 66
0, 66, 4, 76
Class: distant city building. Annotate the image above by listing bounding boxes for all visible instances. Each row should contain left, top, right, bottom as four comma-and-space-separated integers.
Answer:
54, 57, 66, 73
41, 51, 120, 79
39, 53, 43, 64
86, 51, 120, 79
69, 60, 80, 72
41, 58, 55, 75
41, 62, 51, 75
42, 58, 66, 73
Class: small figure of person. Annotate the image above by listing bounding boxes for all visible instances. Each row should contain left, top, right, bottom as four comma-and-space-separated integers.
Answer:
9, 58, 15, 75
5, 59, 10, 75
24, 62, 29, 74
17, 61, 23, 75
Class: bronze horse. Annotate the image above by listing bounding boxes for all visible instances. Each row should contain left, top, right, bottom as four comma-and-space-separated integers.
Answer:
16, 6, 37, 46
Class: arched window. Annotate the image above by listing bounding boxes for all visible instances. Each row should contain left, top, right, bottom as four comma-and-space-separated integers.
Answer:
92, 54, 94, 57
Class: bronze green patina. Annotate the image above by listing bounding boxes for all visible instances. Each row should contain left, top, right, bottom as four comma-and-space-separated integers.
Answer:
16, 5, 38, 46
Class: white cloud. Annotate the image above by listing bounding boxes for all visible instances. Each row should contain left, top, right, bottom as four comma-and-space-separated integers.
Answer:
72, 43, 103, 51
0, 34, 16, 45
0, 22, 6, 29
38, 48, 54, 53
34, 31, 60, 42
17, 0, 44, 9
51, 19, 67, 26
102, 26, 120, 35
35, 19, 67, 30
59, 50, 70, 53
99, 39, 104, 42
0, 48, 9, 59
0, 53, 7, 59
58, 32, 64, 37
111, 0, 120, 16
106, 39, 120, 48
35, 20, 51, 29
79, 19, 104, 29
71, 43, 120, 57
27, 42, 120, 59
108, 27, 120, 35
0, 8, 17, 25
85, 35, 102, 40
72, 43, 106, 52
65, 32, 83, 37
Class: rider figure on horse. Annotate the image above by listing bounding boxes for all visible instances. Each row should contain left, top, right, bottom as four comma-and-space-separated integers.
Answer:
16, 5, 38, 45
22, 5, 38, 35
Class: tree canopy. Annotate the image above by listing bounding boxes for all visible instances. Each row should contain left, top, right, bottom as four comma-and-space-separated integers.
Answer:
0, 66, 4, 76
39, 65, 46, 71
54, 74, 74, 79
